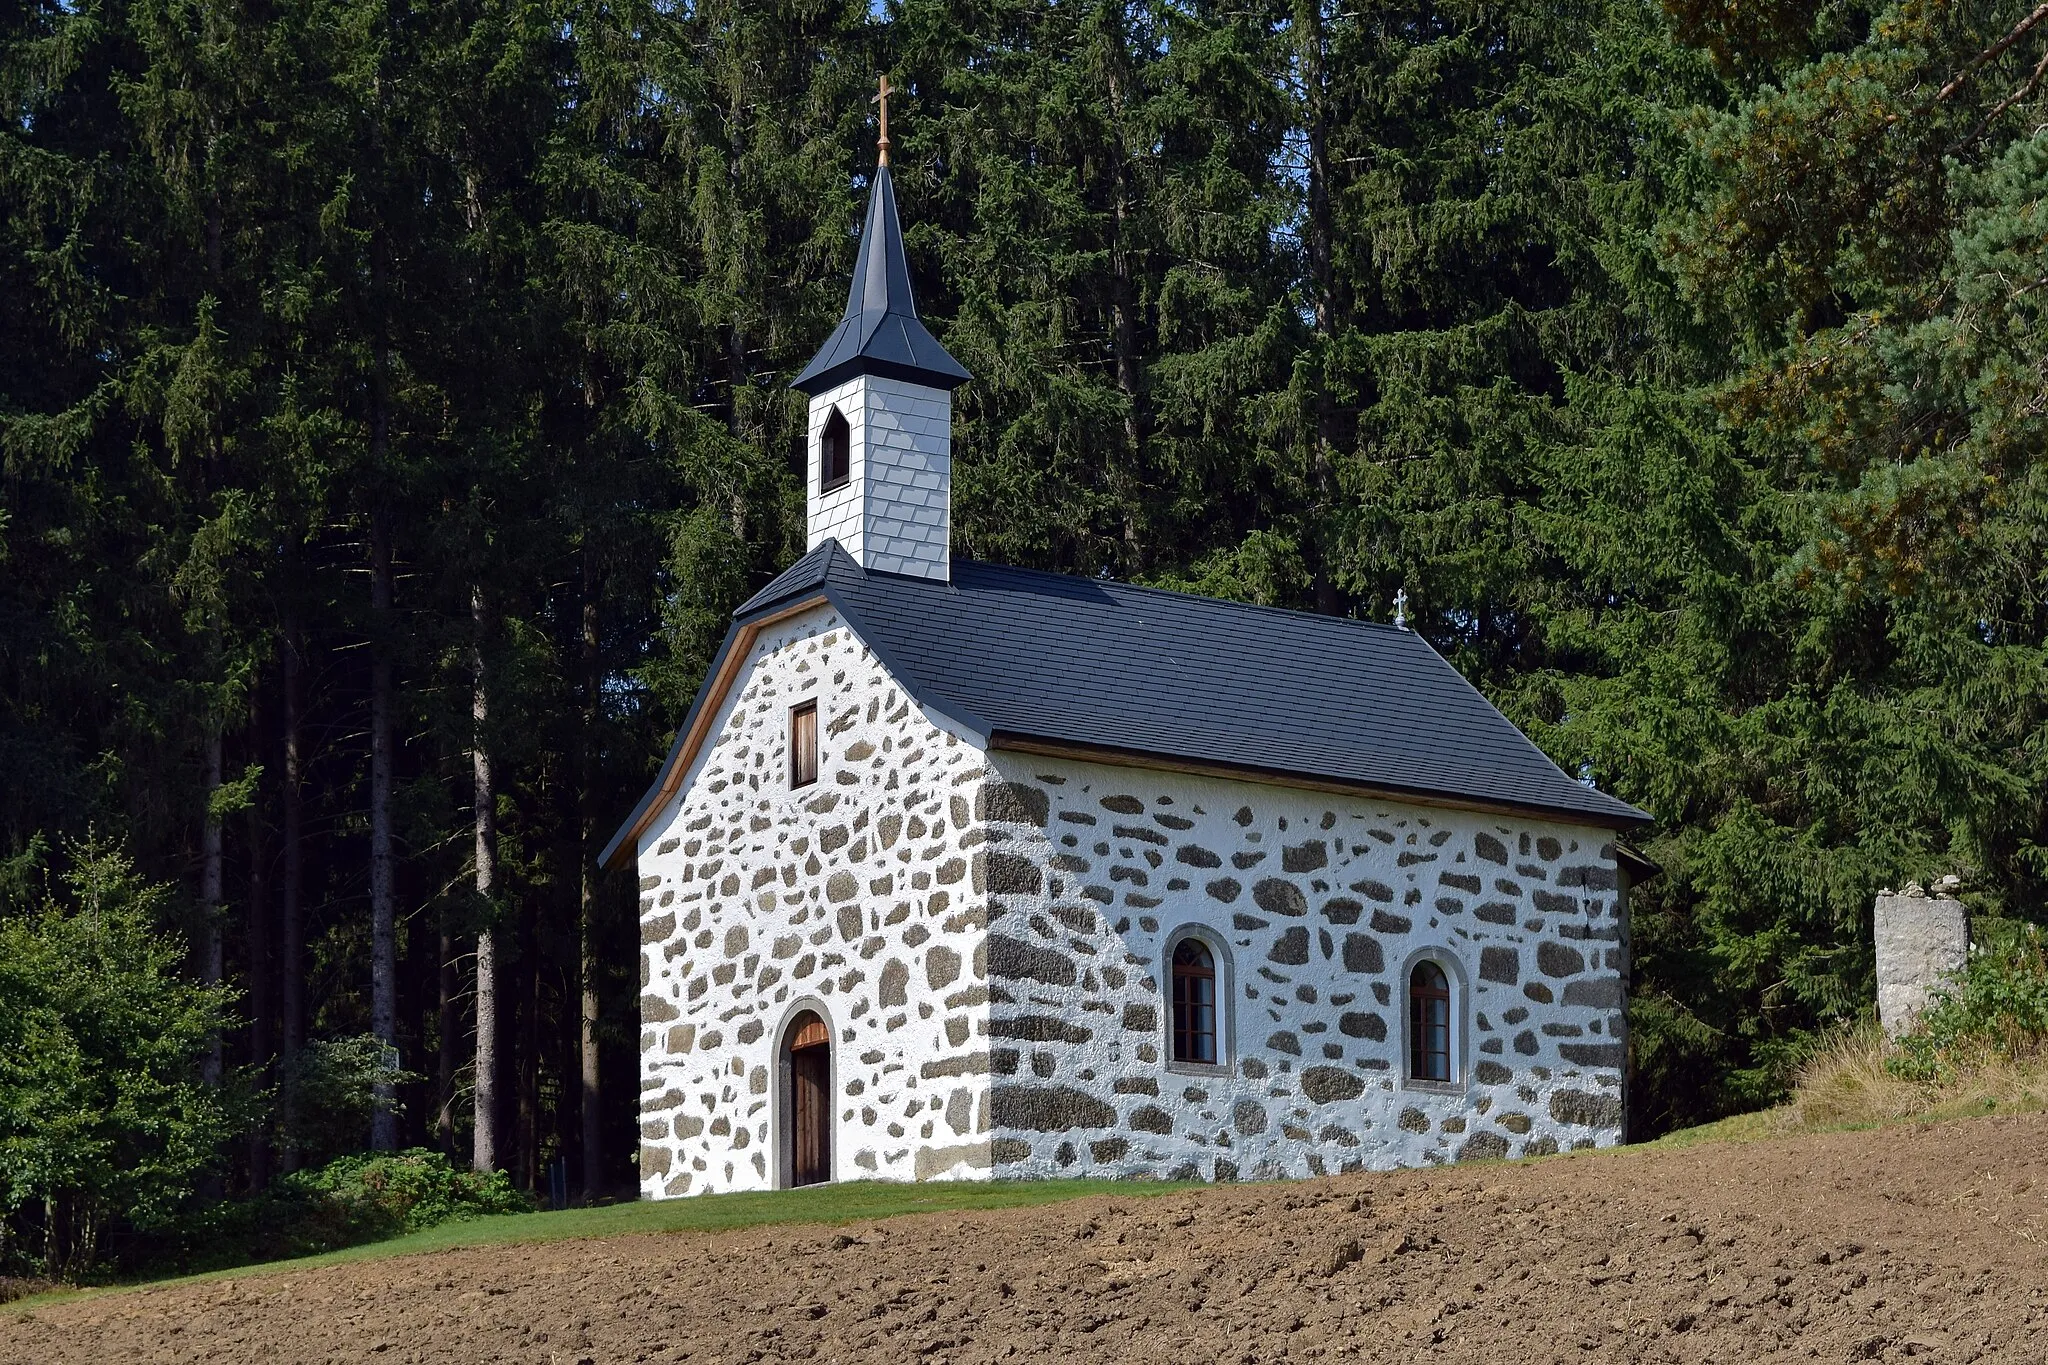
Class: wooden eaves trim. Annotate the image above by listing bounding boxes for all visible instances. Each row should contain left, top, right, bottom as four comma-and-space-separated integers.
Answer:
988, 732, 1650, 833
600, 594, 829, 870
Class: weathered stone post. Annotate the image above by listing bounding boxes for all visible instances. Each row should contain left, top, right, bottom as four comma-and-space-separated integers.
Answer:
1872, 882, 1969, 1037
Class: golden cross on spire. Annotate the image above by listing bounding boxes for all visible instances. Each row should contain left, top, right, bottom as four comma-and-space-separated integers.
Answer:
872, 74, 895, 167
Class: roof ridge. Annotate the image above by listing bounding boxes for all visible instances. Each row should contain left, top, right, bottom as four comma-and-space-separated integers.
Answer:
951, 558, 1408, 636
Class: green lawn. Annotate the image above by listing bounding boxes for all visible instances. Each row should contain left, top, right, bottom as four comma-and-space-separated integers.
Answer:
16, 1089, 2040, 1315
6, 1178, 1192, 1310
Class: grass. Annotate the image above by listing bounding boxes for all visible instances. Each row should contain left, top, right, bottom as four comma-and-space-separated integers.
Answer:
18, 1023, 2048, 1314
3, 1177, 1193, 1311
1647, 1020, 2048, 1151
1640, 1107, 1788, 1150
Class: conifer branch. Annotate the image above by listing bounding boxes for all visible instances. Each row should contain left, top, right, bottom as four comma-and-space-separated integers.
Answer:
1889, 3, 2048, 129
1969, 42, 2048, 142
1933, 3, 2048, 105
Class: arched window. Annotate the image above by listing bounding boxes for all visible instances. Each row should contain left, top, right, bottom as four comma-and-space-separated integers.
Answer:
1171, 938, 1218, 1064
1408, 960, 1453, 1082
820, 408, 850, 492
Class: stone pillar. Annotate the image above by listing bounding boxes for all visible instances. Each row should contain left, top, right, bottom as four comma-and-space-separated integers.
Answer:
1873, 884, 1968, 1036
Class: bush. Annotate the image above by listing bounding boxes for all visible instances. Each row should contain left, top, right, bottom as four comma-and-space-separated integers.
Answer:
1892, 921, 2048, 1084
164, 1149, 532, 1272
275, 1034, 419, 1171
289, 1149, 530, 1236
1736, 928, 2048, 1136
0, 839, 242, 1279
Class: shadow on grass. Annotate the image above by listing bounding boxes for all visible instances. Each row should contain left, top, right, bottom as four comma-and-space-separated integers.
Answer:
6, 1178, 1196, 1310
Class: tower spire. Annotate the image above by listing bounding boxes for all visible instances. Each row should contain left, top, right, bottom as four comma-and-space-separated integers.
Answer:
790, 89, 970, 398
792, 83, 968, 584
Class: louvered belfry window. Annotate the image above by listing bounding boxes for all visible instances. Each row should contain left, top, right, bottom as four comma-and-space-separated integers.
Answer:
790, 701, 818, 788
820, 408, 850, 492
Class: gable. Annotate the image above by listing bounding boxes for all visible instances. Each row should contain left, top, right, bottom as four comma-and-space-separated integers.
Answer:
609, 546, 1646, 867
608, 601, 980, 867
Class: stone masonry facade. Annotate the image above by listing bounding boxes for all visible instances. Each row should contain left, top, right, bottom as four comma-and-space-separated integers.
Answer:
636, 610, 1629, 1198
977, 754, 1628, 1179
636, 604, 995, 1197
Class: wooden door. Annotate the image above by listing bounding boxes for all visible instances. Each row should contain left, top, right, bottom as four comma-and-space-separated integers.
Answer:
788, 1015, 831, 1187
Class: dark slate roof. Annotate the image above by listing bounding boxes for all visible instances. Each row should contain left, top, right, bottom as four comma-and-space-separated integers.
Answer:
791, 166, 971, 396
604, 544, 1645, 864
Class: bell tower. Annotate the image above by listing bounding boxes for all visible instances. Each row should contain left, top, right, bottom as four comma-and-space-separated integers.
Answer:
791, 78, 970, 583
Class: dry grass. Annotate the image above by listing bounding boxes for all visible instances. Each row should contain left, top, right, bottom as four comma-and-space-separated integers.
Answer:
0, 1280, 58, 1307
1779, 1021, 2048, 1132
1653, 1022, 2048, 1150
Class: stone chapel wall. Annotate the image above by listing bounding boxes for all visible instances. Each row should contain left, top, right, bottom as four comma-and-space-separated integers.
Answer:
978, 754, 1629, 1178
634, 605, 994, 1197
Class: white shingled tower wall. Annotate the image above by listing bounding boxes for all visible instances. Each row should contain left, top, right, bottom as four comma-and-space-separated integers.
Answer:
806, 372, 952, 582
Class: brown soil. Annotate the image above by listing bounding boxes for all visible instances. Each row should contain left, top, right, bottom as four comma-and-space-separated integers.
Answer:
7, 1114, 2047, 1364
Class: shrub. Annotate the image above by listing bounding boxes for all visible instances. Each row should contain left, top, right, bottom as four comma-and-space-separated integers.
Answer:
289, 1149, 530, 1236
166, 1149, 532, 1272
275, 1035, 419, 1171
0, 839, 241, 1279
1751, 926, 2048, 1135
1892, 921, 2048, 1084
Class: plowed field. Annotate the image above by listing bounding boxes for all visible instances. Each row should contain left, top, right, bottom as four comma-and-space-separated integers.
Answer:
6, 1113, 2046, 1364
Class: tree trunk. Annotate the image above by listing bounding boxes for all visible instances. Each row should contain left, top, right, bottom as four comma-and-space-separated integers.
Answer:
246, 685, 273, 1190
200, 726, 224, 1088
369, 511, 399, 1151
437, 920, 459, 1155
1298, 0, 1346, 616
1102, 34, 1149, 572
472, 585, 503, 1174
519, 920, 540, 1191
578, 576, 603, 1203
279, 620, 306, 1172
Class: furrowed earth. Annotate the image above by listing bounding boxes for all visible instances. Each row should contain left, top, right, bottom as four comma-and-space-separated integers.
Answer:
6, 1114, 2045, 1364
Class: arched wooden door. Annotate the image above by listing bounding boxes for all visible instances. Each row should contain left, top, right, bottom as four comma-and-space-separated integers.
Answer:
786, 1012, 831, 1187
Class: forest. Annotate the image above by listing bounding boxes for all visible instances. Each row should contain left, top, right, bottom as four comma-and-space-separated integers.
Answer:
6, 0, 2048, 1273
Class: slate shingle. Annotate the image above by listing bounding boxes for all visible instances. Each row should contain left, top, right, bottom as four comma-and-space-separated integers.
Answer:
732, 543, 1646, 829
789, 166, 970, 396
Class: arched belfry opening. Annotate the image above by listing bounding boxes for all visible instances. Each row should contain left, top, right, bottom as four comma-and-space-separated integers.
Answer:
820, 408, 850, 493
784, 1010, 832, 1186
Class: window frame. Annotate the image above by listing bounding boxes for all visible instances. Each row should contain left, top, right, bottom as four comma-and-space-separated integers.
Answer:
788, 700, 819, 789
1170, 938, 1219, 1066
1408, 960, 1452, 1082
1162, 925, 1233, 1075
1398, 948, 1467, 1094
819, 407, 851, 493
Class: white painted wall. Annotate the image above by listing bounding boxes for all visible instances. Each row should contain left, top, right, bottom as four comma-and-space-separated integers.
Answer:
977, 753, 1630, 1177
634, 605, 992, 1197
804, 373, 951, 581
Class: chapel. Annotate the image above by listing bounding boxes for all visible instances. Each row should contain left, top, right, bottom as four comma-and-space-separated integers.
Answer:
606, 103, 1652, 1198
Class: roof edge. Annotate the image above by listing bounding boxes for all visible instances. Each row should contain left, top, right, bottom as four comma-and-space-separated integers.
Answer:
1614, 841, 1662, 883
988, 732, 1653, 831
790, 346, 972, 397
601, 579, 999, 871
598, 598, 823, 871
